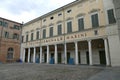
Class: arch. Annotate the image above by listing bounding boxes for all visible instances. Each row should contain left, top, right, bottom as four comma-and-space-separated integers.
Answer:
7, 48, 14, 60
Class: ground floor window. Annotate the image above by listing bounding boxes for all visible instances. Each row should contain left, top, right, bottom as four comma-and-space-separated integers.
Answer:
7, 48, 14, 60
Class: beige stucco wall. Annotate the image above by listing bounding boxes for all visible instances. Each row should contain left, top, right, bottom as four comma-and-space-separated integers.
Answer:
22, 0, 107, 47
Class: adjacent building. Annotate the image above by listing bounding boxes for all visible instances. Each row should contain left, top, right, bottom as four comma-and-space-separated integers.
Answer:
21, 0, 120, 66
113, 0, 120, 41
0, 17, 22, 63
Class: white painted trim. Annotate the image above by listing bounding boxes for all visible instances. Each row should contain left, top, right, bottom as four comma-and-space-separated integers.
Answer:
90, 12, 100, 28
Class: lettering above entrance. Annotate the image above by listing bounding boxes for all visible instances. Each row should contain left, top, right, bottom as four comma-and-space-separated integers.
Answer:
65, 33, 87, 40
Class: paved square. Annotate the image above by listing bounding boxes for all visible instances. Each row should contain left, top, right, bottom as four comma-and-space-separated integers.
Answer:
0, 63, 119, 80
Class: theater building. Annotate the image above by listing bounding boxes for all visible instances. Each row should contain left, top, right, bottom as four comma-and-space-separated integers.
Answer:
0, 17, 22, 63
20, 0, 120, 66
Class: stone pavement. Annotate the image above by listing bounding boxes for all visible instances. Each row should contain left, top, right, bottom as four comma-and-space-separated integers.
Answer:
0, 63, 119, 80
88, 67, 120, 80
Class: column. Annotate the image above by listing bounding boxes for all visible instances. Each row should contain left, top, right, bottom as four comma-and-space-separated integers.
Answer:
55, 44, 58, 64
23, 48, 25, 62
47, 45, 49, 64
33, 47, 36, 63
28, 48, 30, 63
104, 38, 110, 66
75, 42, 79, 65
64, 43, 67, 64
40, 46, 42, 63
88, 40, 93, 65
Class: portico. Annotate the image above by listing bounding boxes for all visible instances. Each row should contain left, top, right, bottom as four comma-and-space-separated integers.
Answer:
22, 38, 110, 66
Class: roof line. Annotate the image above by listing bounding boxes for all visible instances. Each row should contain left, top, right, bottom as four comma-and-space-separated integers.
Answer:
23, 0, 84, 26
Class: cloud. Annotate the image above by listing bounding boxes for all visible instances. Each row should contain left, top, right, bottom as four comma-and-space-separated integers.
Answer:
0, 0, 75, 23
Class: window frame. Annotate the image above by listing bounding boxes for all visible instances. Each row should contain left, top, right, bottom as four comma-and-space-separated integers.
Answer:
49, 26, 53, 37
31, 33, 34, 41
67, 20, 72, 33
42, 29, 46, 38
36, 30, 40, 40
57, 23, 62, 35
26, 34, 28, 42
78, 16, 84, 31
107, 9, 116, 24
90, 12, 99, 28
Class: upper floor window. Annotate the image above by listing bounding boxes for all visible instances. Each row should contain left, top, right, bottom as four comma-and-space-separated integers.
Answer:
0, 21, 2, 26
78, 17, 84, 31
14, 25, 20, 30
43, 29, 46, 38
50, 17, 54, 20
58, 24, 62, 35
67, 9, 72, 13
67, 21, 72, 33
4, 31, 9, 38
107, 9, 116, 24
36, 31, 40, 39
91, 13, 99, 28
26, 34, 28, 42
58, 13, 62, 16
3, 22, 8, 27
49, 27, 53, 37
31, 33, 33, 41
43, 19, 46, 22
13, 33, 19, 40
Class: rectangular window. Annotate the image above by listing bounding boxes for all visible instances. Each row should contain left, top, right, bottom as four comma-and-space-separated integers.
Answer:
0, 21, 2, 26
14, 25, 20, 30
36, 31, 39, 39
50, 27, 53, 37
91, 13, 99, 28
5, 32, 9, 38
31, 33, 33, 41
58, 13, 62, 16
67, 21, 72, 33
78, 18, 84, 31
26, 35, 28, 42
3, 22, 8, 27
107, 9, 116, 24
13, 34, 19, 40
67, 10, 72, 13
58, 24, 62, 35
43, 29, 46, 38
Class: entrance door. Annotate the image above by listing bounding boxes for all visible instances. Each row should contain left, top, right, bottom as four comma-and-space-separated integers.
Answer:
25, 53, 28, 62
44, 53, 47, 63
99, 50, 106, 65
67, 52, 70, 63
58, 53, 61, 63
51, 53, 54, 58
25, 49, 28, 62
78, 52, 81, 64
86, 51, 89, 64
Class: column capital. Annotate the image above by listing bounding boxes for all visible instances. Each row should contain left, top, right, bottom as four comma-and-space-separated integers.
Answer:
103, 37, 108, 40
87, 39, 92, 42
74, 41, 78, 44
54, 44, 57, 46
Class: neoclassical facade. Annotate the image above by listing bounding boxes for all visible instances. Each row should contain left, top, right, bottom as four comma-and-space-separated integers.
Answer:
21, 0, 120, 66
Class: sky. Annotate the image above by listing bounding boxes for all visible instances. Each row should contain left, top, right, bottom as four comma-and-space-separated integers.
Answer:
0, 0, 75, 23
